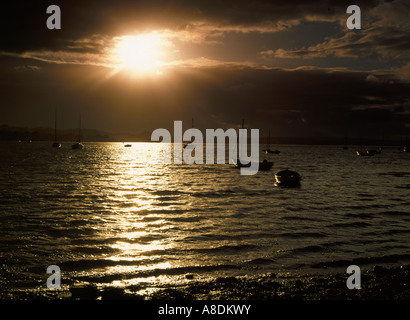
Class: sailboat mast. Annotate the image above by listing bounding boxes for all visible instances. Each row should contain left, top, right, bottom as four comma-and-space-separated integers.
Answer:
79, 113, 82, 142
54, 108, 57, 142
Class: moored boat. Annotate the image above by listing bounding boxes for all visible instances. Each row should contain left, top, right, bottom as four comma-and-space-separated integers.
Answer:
72, 113, 84, 150
275, 169, 301, 187
52, 108, 61, 148
259, 159, 273, 171
262, 129, 280, 154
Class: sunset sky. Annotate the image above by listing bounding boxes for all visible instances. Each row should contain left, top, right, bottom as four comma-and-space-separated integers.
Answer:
1, 0, 409, 141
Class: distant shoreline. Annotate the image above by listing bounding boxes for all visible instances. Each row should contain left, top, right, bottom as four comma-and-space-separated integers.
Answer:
0, 139, 407, 147
1, 125, 407, 146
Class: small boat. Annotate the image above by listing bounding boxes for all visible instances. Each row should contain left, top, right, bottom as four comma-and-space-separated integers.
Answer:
232, 159, 252, 168
367, 149, 381, 155
232, 119, 273, 171
52, 108, 61, 148
357, 149, 380, 156
275, 169, 301, 187
184, 118, 195, 149
72, 113, 84, 150
403, 137, 409, 152
259, 159, 273, 171
72, 141, 84, 149
123, 142, 132, 147
233, 119, 249, 168
232, 159, 273, 171
265, 149, 280, 154
262, 129, 280, 154
233, 160, 273, 170
357, 150, 372, 156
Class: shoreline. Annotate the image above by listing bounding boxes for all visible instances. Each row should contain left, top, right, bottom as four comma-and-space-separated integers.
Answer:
1, 264, 409, 300
144, 265, 410, 300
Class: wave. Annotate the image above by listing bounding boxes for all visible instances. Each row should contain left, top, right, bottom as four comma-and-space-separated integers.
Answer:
281, 215, 316, 221
58, 258, 144, 271
245, 258, 275, 265
329, 221, 371, 228
151, 190, 187, 196
73, 263, 242, 283
167, 216, 203, 223
191, 189, 236, 198
345, 204, 391, 210
69, 245, 120, 255
194, 244, 259, 254
311, 254, 410, 268
395, 184, 410, 189
379, 172, 410, 177
343, 212, 374, 219
280, 231, 328, 239
377, 211, 410, 217
289, 245, 326, 254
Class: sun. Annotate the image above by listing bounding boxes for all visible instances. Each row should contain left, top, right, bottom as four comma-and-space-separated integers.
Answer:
113, 33, 167, 73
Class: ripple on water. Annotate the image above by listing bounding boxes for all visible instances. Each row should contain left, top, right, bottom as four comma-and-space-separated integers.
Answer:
1, 143, 410, 297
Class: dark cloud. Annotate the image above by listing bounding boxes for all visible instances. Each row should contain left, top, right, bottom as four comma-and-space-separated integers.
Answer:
263, 26, 410, 60
1, 0, 379, 53
1, 55, 409, 140
1, 1, 408, 142
260, 0, 410, 63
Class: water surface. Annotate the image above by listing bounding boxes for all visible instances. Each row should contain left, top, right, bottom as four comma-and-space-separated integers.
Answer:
1, 142, 409, 297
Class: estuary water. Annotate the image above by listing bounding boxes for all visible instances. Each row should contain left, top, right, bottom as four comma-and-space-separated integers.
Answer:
1, 142, 409, 298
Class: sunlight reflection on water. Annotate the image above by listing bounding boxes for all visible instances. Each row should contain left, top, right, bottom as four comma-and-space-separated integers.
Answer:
1, 142, 410, 296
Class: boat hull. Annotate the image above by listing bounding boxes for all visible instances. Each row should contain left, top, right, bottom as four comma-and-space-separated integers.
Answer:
258, 161, 273, 171
357, 149, 380, 156
233, 160, 252, 168
263, 149, 280, 154
72, 142, 84, 150
275, 169, 301, 187
233, 160, 273, 171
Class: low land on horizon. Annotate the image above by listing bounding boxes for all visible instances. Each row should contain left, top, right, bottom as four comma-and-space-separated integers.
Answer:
0, 124, 407, 146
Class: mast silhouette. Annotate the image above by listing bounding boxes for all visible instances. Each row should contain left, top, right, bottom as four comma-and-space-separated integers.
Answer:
71, 112, 84, 149
52, 108, 61, 148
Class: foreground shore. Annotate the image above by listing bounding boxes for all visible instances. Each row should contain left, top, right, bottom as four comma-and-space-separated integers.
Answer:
2, 265, 409, 300
144, 265, 410, 300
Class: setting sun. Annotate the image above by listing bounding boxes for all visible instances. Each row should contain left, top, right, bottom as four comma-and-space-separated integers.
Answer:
113, 33, 167, 73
